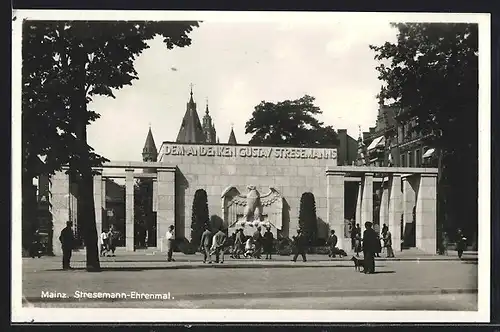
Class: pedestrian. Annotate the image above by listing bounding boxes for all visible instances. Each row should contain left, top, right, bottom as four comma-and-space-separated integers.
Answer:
441, 231, 449, 256
165, 225, 175, 262
382, 223, 388, 236
456, 228, 467, 259
354, 232, 362, 257
200, 224, 213, 263
375, 233, 382, 257
232, 228, 245, 259
362, 222, 378, 274
263, 227, 274, 259
291, 229, 307, 262
107, 225, 117, 257
384, 230, 395, 258
59, 221, 74, 270
350, 220, 356, 250
212, 228, 227, 263
99, 230, 108, 257
252, 226, 263, 259
327, 230, 338, 258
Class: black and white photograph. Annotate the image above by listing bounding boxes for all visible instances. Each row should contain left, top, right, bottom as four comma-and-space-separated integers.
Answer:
12, 10, 490, 323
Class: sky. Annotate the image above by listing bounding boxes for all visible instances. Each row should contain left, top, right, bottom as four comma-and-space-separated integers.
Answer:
86, 18, 399, 162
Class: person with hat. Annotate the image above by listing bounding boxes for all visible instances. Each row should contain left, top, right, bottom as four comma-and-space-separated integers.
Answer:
362, 221, 378, 274
263, 226, 274, 260
200, 224, 213, 263
291, 228, 307, 262
59, 221, 75, 270
165, 225, 175, 262
252, 226, 263, 259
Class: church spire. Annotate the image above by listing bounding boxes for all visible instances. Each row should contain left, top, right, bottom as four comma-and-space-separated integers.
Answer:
228, 123, 237, 145
202, 97, 217, 143
176, 85, 206, 143
142, 125, 158, 162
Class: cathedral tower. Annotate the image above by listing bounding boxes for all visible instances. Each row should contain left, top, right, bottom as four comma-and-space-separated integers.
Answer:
142, 125, 158, 174
202, 98, 217, 143
227, 125, 237, 145
176, 85, 206, 143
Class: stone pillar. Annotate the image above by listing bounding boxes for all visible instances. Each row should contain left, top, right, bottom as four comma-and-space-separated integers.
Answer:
402, 176, 417, 247
93, 169, 103, 240
156, 168, 176, 251
416, 174, 437, 253
388, 174, 402, 252
38, 174, 50, 202
326, 171, 345, 249
355, 181, 362, 224
379, 181, 389, 230
101, 178, 106, 230
49, 169, 70, 256
125, 169, 135, 251
361, 173, 374, 224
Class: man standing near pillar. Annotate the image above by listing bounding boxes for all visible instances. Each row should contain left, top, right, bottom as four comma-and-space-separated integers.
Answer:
362, 222, 378, 274
59, 221, 75, 270
165, 225, 175, 262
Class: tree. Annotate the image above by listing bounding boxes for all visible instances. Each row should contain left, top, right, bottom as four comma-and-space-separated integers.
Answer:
370, 23, 478, 241
245, 95, 339, 147
191, 189, 209, 246
298, 192, 318, 245
22, 20, 199, 270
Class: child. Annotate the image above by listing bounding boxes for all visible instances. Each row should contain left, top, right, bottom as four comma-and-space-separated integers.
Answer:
354, 233, 361, 257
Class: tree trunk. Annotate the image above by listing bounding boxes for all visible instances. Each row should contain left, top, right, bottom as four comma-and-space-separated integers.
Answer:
71, 44, 100, 271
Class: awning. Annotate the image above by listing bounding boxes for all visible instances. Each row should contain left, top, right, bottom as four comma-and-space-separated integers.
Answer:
367, 136, 385, 151
423, 148, 435, 158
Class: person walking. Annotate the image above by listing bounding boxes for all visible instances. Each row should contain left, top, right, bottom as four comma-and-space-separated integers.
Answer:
384, 230, 395, 258
362, 222, 378, 274
165, 225, 175, 262
456, 228, 467, 259
327, 230, 338, 258
291, 229, 307, 262
212, 228, 227, 263
200, 225, 213, 263
350, 220, 357, 250
252, 226, 263, 259
354, 232, 362, 257
107, 225, 117, 257
99, 230, 108, 257
263, 227, 274, 260
232, 228, 245, 259
59, 221, 75, 270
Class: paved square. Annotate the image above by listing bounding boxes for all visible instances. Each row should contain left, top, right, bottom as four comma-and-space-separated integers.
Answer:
21, 253, 478, 310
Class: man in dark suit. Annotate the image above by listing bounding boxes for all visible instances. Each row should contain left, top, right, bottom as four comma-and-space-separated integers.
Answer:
291, 229, 307, 262
59, 221, 74, 270
200, 225, 213, 263
362, 222, 378, 274
327, 230, 338, 258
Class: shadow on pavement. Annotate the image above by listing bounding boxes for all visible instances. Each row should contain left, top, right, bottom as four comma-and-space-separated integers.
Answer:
43, 264, 386, 272
371, 271, 396, 274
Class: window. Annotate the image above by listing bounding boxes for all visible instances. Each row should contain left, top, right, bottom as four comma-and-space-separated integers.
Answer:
401, 154, 406, 167
408, 151, 413, 167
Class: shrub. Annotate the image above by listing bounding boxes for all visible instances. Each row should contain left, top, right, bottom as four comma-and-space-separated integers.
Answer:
175, 238, 198, 254
191, 189, 209, 246
276, 237, 293, 256
299, 192, 318, 245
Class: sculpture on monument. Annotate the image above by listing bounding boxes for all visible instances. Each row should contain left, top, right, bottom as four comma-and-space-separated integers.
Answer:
221, 185, 283, 231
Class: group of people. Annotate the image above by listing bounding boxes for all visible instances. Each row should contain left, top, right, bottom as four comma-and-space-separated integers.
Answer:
230, 226, 275, 260
350, 221, 395, 258
99, 225, 118, 257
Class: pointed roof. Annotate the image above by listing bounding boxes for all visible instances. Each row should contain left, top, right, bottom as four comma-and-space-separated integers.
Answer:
176, 86, 206, 143
143, 126, 157, 156
228, 126, 237, 145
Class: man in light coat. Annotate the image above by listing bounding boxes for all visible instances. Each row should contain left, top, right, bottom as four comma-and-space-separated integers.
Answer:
212, 228, 227, 263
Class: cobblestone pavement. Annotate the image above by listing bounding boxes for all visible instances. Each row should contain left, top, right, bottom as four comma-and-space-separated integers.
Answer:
21, 254, 478, 310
